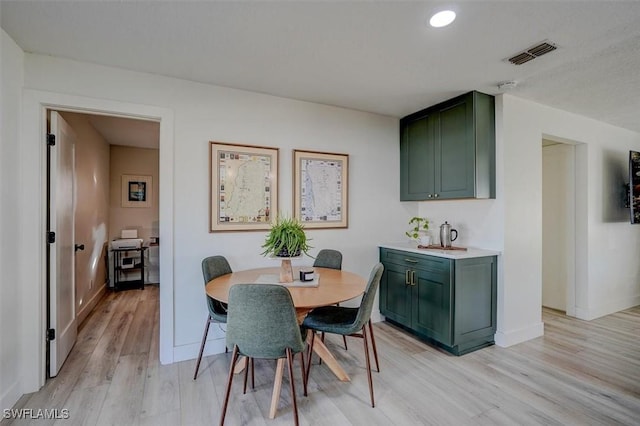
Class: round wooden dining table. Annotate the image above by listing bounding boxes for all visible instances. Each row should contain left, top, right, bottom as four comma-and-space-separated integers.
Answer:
206, 266, 367, 418
206, 266, 366, 315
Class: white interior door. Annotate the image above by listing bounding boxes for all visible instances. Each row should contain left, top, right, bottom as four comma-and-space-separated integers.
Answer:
48, 111, 78, 377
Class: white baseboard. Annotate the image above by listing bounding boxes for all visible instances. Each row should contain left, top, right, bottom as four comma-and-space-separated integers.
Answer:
77, 285, 107, 326
0, 380, 21, 412
494, 321, 544, 347
370, 309, 383, 323
173, 337, 227, 363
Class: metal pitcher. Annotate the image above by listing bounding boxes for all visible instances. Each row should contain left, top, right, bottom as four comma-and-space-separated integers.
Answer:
439, 221, 458, 248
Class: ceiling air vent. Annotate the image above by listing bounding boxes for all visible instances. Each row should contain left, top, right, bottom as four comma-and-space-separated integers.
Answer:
507, 40, 557, 65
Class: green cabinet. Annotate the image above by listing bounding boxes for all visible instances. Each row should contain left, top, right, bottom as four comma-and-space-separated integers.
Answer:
379, 247, 497, 355
400, 91, 495, 201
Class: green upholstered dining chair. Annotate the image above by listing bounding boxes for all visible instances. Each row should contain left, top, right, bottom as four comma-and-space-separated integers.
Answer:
313, 249, 343, 270
312, 249, 380, 366
193, 255, 232, 380
219, 284, 308, 426
312, 249, 349, 351
303, 263, 384, 408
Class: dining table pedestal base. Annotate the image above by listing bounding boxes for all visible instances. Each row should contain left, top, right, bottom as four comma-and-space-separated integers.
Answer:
280, 259, 294, 283
269, 331, 350, 419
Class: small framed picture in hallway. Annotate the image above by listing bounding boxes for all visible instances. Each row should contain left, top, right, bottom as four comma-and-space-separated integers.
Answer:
122, 174, 152, 208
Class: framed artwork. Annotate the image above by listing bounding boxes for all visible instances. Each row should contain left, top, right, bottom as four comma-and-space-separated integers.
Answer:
210, 141, 279, 232
293, 150, 348, 229
121, 175, 152, 208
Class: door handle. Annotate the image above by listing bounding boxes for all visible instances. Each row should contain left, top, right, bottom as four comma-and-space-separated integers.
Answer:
75, 243, 85, 252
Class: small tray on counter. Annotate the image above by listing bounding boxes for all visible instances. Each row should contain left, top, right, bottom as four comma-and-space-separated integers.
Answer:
417, 245, 467, 251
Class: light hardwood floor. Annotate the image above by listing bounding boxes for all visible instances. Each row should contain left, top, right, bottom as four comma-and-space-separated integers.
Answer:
3, 286, 640, 425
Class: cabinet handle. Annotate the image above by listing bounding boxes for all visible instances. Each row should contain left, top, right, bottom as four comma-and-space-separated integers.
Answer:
405, 270, 410, 285
411, 270, 416, 286
404, 258, 418, 264
427, 194, 433, 198
434, 193, 439, 198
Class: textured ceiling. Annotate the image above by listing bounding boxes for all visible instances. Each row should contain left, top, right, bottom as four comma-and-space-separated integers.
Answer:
3, 0, 640, 135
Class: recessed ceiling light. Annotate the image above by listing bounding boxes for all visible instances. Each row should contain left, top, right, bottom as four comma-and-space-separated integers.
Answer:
430, 10, 456, 28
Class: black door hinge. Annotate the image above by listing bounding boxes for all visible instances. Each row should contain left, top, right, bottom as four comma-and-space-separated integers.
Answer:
47, 231, 56, 244
47, 133, 56, 146
47, 328, 56, 341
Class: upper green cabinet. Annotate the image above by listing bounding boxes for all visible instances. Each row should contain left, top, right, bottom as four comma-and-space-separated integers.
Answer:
400, 91, 495, 201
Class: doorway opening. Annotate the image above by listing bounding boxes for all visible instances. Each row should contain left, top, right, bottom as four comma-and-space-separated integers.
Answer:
46, 109, 160, 377
541, 136, 587, 318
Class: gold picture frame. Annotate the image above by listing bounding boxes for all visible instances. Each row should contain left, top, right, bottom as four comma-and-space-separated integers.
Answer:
210, 141, 279, 232
293, 150, 348, 229
121, 174, 152, 208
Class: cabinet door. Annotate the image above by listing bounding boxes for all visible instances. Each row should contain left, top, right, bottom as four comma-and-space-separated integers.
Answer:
400, 113, 436, 200
411, 261, 453, 345
379, 261, 412, 326
435, 95, 475, 199
453, 257, 497, 345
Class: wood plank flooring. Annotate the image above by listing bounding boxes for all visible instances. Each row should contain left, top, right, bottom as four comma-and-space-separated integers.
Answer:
3, 287, 639, 425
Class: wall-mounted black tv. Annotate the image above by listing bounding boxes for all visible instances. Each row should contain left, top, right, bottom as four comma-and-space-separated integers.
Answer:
629, 150, 640, 223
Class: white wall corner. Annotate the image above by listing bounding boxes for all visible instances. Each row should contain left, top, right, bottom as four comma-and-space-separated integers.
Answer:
581, 295, 640, 321
494, 321, 544, 347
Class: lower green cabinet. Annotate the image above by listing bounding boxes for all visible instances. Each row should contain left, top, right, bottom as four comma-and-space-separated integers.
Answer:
379, 247, 497, 355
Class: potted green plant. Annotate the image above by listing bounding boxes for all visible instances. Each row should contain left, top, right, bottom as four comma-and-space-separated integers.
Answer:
405, 216, 431, 246
262, 215, 312, 283
261, 215, 312, 258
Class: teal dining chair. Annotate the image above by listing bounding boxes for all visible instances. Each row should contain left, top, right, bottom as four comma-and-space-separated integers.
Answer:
303, 263, 384, 407
193, 255, 232, 380
219, 284, 308, 426
312, 249, 380, 366
312, 249, 349, 351
313, 249, 343, 270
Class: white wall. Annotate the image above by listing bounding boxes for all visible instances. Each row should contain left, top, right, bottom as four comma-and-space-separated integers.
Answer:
17, 53, 405, 390
507, 96, 640, 321
0, 28, 25, 412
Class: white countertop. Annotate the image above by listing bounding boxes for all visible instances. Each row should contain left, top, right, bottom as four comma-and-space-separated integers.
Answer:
379, 242, 500, 260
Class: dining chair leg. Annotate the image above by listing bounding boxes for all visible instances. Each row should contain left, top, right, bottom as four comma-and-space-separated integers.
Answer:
319, 332, 325, 365
362, 326, 375, 408
193, 315, 212, 380
251, 357, 255, 390
305, 332, 316, 385
368, 319, 380, 372
299, 351, 307, 396
286, 348, 299, 426
219, 345, 240, 426
321, 332, 325, 342
243, 357, 250, 394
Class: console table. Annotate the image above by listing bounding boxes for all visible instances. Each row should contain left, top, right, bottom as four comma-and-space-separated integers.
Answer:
111, 247, 147, 291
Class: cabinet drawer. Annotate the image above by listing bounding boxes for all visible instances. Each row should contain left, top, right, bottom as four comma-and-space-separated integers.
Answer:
380, 248, 450, 273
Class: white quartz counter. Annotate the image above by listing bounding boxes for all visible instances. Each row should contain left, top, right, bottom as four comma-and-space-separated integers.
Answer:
379, 242, 500, 260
